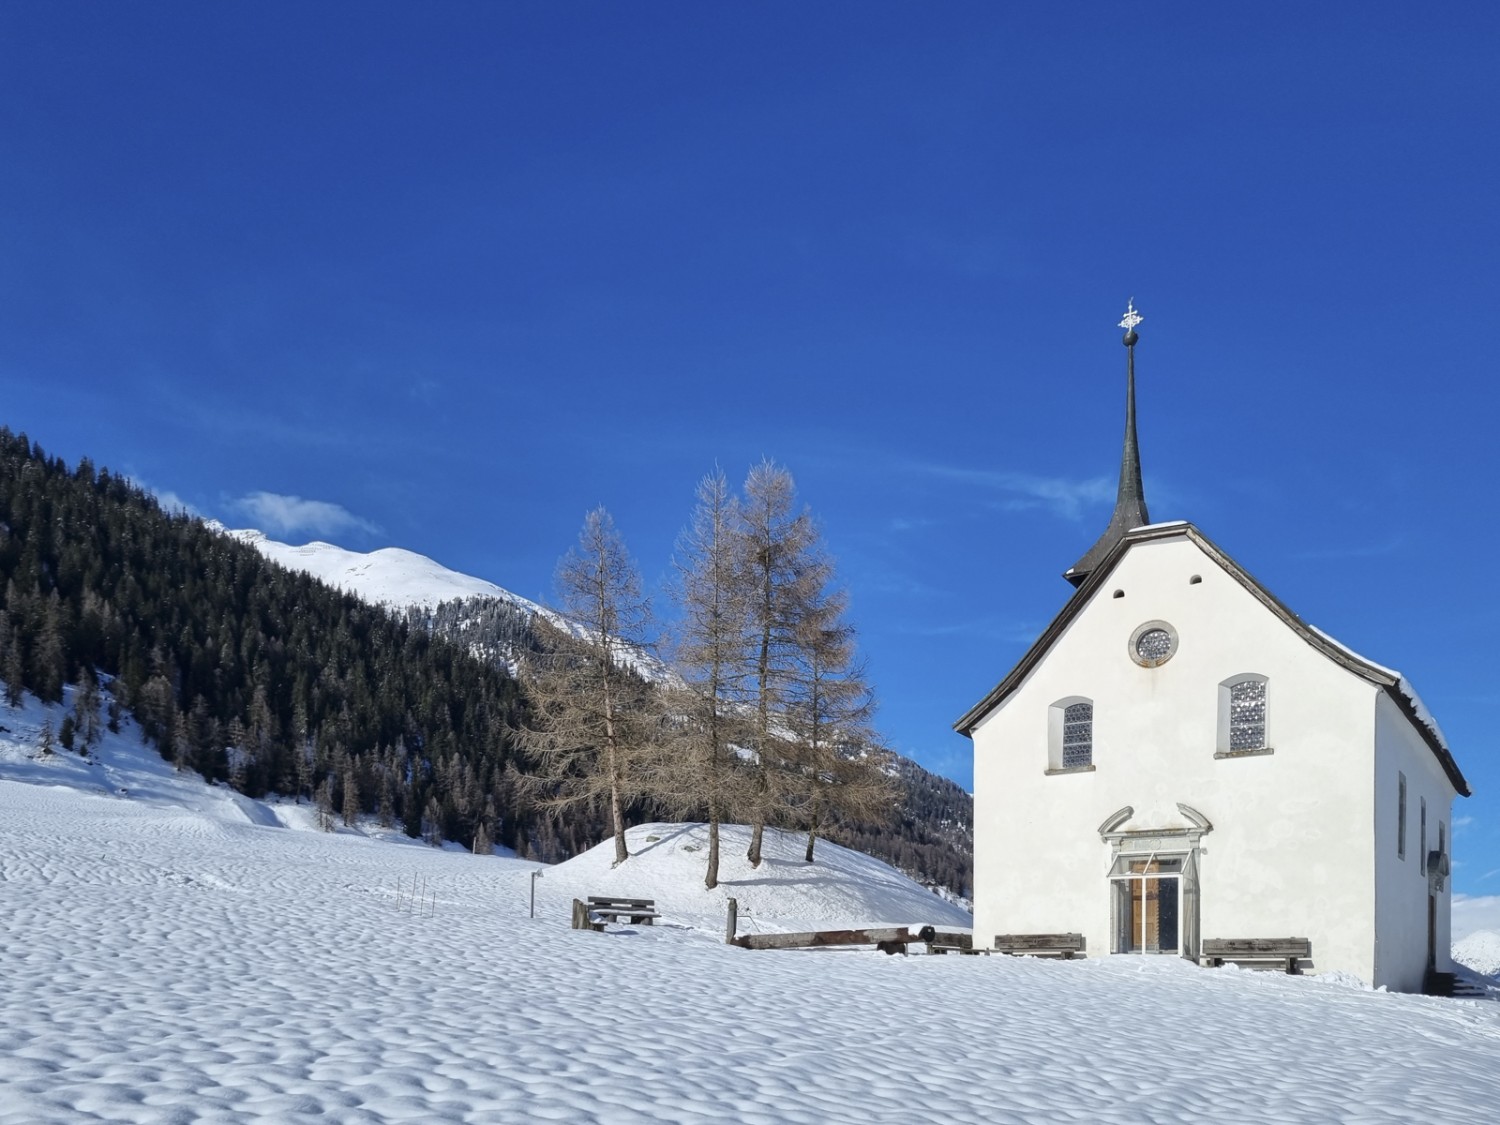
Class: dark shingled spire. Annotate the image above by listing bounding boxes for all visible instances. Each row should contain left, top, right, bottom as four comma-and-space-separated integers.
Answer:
1064, 303, 1150, 586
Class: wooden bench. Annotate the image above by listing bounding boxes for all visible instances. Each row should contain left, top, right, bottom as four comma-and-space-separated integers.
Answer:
994, 933, 1086, 959
586, 896, 660, 926
1201, 938, 1311, 975
927, 931, 992, 955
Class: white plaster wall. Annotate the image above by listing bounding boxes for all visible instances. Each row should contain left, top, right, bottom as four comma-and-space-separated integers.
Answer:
972, 534, 1382, 980
1373, 692, 1459, 991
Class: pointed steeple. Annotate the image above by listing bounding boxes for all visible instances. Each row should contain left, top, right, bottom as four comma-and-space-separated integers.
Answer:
1063, 301, 1151, 586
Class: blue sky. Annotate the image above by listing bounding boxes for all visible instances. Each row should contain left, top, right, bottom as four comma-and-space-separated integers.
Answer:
2, 3, 1497, 892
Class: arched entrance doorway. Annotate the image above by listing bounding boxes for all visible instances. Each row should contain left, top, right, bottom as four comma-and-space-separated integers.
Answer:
1098, 803, 1211, 960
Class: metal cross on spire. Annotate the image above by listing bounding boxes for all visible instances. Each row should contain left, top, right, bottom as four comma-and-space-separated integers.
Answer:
1065, 298, 1150, 585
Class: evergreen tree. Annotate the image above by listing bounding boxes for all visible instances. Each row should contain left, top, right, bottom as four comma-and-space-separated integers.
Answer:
422, 795, 443, 846
138, 672, 175, 746
172, 709, 192, 772
341, 755, 360, 827
34, 591, 65, 704
295, 738, 316, 804
226, 716, 249, 789
37, 716, 55, 757
377, 758, 395, 829
316, 777, 335, 832
0, 613, 15, 707
73, 670, 104, 750
4, 641, 23, 708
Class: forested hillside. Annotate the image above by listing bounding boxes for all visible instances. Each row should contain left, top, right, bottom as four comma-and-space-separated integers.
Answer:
0, 428, 971, 894
831, 756, 973, 900
0, 427, 545, 855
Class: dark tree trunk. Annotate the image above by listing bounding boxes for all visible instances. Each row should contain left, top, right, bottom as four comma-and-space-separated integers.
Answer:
705, 804, 721, 890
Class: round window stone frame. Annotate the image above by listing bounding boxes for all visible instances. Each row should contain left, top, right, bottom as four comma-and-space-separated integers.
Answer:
1129, 620, 1178, 668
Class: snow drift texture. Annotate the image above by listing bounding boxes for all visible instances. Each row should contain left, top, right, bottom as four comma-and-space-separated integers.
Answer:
3, 691, 1500, 1124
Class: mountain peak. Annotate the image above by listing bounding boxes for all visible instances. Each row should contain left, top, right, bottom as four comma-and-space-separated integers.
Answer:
227, 529, 544, 615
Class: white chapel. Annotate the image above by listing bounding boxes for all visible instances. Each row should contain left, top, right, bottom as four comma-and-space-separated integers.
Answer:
957, 305, 1469, 993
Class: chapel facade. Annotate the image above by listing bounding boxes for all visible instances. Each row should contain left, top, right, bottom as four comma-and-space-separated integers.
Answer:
957, 307, 1468, 992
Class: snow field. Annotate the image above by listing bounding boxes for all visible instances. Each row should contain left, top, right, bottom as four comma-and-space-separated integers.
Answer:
4, 701, 1500, 1123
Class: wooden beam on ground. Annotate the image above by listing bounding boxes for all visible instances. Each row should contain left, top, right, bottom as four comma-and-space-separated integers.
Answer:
733, 925, 936, 954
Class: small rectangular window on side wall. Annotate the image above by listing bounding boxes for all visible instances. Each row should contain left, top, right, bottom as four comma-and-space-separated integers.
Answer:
1420, 798, 1427, 876
1397, 772, 1407, 860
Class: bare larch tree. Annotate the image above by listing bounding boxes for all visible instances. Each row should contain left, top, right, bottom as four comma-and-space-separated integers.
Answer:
517, 508, 657, 867
665, 470, 754, 888
738, 461, 821, 868
784, 582, 894, 862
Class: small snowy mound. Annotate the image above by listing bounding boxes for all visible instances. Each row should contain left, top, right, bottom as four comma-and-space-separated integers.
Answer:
1455, 930, 1500, 978
541, 821, 972, 935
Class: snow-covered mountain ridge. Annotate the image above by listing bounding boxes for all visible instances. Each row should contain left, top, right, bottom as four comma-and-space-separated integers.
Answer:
1456, 930, 1500, 978
225, 528, 547, 615
225, 527, 674, 681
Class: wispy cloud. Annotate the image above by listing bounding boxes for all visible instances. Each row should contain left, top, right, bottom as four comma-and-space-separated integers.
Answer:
888, 516, 939, 534
908, 463, 1112, 521
229, 492, 380, 540
1454, 815, 1475, 831
124, 475, 201, 518
894, 615, 1044, 645
153, 490, 200, 517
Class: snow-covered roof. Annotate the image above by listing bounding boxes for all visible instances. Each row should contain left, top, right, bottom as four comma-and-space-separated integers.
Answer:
1308, 625, 1452, 756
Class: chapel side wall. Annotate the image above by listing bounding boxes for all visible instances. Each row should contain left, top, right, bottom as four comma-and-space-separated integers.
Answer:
970, 536, 1378, 979
1373, 693, 1458, 990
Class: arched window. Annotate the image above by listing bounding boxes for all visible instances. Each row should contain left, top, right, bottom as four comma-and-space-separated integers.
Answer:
1048, 697, 1094, 771
1216, 674, 1269, 756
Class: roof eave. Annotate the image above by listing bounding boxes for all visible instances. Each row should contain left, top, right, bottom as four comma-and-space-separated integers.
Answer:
1379, 682, 1471, 797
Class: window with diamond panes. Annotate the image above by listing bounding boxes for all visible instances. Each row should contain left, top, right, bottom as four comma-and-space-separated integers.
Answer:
1062, 702, 1093, 768
1229, 679, 1267, 751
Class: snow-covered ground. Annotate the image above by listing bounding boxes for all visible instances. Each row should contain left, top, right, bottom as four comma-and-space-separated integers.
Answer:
4, 693, 1500, 1123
